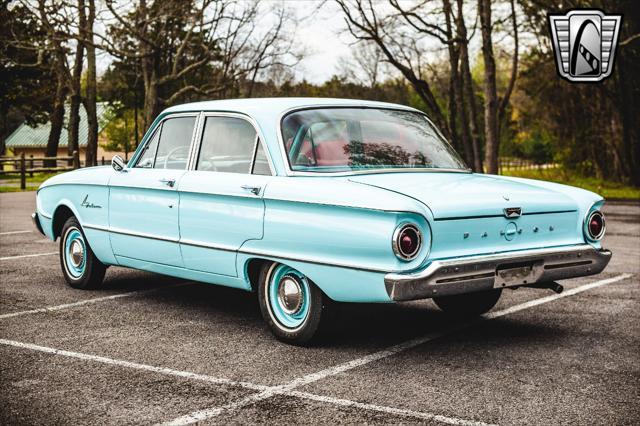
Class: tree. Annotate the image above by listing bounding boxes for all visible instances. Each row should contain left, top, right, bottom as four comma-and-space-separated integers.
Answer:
0, 1, 54, 154
102, 0, 299, 131
84, 0, 98, 166
478, 0, 518, 174
337, 40, 386, 88
516, 0, 639, 185
67, 0, 86, 159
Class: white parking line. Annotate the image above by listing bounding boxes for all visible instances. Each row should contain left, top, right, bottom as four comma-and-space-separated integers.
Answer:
0, 339, 491, 426
0, 230, 32, 235
0, 339, 268, 391
287, 390, 493, 426
0, 252, 57, 261
0, 282, 192, 320
162, 273, 633, 425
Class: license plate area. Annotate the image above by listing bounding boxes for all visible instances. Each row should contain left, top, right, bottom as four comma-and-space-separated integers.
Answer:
494, 261, 543, 289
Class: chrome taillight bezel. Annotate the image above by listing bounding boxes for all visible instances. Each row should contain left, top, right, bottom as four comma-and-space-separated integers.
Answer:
585, 210, 606, 241
392, 223, 422, 261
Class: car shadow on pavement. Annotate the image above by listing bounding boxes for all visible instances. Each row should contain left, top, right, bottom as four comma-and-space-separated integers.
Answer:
99, 272, 571, 350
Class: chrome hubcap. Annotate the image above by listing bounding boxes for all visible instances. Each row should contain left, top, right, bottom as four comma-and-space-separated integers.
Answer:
69, 240, 84, 267
277, 275, 303, 315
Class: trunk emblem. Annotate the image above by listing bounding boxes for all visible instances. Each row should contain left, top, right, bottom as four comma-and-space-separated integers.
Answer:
504, 207, 522, 218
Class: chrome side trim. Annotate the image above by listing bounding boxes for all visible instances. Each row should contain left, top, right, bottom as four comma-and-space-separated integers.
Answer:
180, 238, 237, 253
238, 248, 389, 273
83, 224, 388, 273
84, 224, 178, 244
384, 244, 612, 301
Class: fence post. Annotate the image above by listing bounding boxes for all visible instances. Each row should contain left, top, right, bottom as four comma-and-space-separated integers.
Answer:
102, 156, 105, 165
73, 150, 80, 169
20, 152, 26, 190
29, 155, 34, 177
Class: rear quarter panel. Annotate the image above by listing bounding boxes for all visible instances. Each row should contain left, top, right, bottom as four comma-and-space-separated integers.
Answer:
239, 177, 432, 302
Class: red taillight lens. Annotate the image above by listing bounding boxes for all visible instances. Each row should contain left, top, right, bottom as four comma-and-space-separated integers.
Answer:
587, 211, 605, 240
394, 225, 422, 260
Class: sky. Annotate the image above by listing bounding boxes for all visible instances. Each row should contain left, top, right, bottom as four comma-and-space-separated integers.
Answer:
96, 1, 353, 84
287, 1, 354, 83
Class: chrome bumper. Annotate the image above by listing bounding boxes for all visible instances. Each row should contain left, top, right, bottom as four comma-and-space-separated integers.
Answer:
385, 245, 612, 301
31, 212, 45, 236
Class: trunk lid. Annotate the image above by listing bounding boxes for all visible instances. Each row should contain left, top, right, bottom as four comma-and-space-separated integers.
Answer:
348, 172, 577, 218
348, 172, 582, 258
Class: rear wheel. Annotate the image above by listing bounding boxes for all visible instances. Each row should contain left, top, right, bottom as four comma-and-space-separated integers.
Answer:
258, 262, 326, 345
433, 289, 502, 316
59, 216, 106, 289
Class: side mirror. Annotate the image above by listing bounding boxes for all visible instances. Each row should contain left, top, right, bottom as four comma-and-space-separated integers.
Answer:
112, 155, 126, 172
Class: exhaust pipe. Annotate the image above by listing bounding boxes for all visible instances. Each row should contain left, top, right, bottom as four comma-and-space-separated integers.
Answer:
524, 281, 564, 294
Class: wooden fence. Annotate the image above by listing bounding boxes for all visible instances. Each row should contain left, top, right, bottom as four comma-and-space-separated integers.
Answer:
498, 157, 557, 173
0, 151, 80, 190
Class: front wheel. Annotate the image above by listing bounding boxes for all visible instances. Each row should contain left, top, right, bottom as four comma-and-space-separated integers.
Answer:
59, 216, 106, 289
258, 263, 326, 345
433, 289, 502, 316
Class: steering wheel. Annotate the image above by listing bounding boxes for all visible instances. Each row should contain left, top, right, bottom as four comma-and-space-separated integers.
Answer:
163, 145, 190, 169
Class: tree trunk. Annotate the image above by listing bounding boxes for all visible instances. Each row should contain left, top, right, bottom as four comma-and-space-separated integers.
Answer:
67, 0, 86, 162
84, 0, 97, 167
457, 0, 482, 172
143, 79, 160, 131
478, 0, 499, 174
46, 72, 67, 167
443, 0, 463, 157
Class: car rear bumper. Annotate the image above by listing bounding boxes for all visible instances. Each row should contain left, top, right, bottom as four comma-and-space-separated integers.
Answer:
384, 244, 612, 301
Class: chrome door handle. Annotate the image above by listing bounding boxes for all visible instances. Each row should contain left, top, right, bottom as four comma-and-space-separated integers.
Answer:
241, 184, 261, 195
159, 178, 176, 188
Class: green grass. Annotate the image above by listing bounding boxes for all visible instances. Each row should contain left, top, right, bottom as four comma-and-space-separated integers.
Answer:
503, 167, 640, 200
2, 167, 638, 200
0, 172, 58, 192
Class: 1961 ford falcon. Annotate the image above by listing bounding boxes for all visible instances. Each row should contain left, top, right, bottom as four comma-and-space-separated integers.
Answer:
33, 98, 611, 344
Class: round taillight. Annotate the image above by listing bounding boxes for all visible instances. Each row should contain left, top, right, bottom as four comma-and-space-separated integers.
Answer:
587, 211, 605, 240
393, 224, 422, 260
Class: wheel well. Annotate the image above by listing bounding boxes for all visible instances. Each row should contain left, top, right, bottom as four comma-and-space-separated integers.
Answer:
52, 205, 75, 240
245, 258, 273, 292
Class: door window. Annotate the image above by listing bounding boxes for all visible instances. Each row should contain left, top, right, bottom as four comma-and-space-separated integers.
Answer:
154, 117, 196, 170
196, 117, 257, 173
135, 128, 160, 168
134, 116, 196, 169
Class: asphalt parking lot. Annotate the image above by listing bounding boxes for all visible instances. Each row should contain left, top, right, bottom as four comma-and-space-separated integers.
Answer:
1, 191, 638, 425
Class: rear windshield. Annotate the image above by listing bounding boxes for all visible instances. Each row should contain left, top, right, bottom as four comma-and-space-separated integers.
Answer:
281, 108, 467, 173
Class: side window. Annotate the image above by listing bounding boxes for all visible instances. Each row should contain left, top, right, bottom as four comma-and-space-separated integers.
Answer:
135, 128, 160, 168
196, 117, 257, 173
252, 142, 271, 176
134, 116, 195, 169
154, 117, 196, 170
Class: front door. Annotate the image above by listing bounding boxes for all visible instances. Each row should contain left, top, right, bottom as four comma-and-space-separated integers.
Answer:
179, 114, 272, 276
109, 114, 198, 267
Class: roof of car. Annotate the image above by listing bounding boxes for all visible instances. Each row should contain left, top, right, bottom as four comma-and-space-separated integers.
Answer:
163, 97, 420, 116
156, 98, 425, 176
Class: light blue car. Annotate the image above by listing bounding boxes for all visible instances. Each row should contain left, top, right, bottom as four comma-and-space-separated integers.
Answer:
33, 98, 611, 344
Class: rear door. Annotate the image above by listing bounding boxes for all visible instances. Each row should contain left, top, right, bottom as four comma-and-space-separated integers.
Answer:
109, 113, 198, 267
178, 113, 273, 276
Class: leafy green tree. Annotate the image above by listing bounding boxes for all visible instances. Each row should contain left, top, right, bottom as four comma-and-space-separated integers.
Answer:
0, 1, 54, 154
